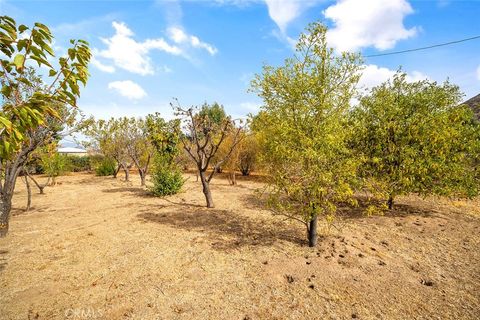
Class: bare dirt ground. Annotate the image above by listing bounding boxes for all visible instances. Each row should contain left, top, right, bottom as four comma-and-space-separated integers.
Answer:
0, 172, 479, 320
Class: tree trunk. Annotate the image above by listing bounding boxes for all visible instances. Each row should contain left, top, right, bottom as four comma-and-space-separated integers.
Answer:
199, 171, 214, 208
113, 165, 121, 178
228, 171, 236, 186
308, 215, 318, 247
124, 167, 130, 182
27, 174, 48, 194
139, 170, 146, 186
24, 176, 31, 211
0, 195, 12, 238
387, 194, 394, 210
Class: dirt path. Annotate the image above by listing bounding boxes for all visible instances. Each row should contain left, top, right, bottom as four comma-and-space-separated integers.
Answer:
0, 173, 479, 319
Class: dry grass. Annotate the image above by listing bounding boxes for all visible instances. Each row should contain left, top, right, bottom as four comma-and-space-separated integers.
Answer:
0, 172, 479, 319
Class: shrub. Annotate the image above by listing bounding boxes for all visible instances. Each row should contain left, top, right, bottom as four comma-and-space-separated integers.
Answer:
66, 155, 91, 172
149, 153, 184, 196
95, 157, 117, 176
41, 153, 69, 178
149, 166, 184, 196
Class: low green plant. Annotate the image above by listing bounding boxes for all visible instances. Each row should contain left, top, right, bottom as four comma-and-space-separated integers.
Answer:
41, 153, 69, 180
66, 155, 91, 172
95, 157, 117, 176
149, 154, 184, 196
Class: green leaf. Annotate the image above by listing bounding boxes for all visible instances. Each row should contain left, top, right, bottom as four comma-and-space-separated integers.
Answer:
1, 85, 12, 97
18, 24, 28, 33
68, 48, 76, 60
48, 69, 57, 77
30, 55, 52, 68
13, 53, 25, 71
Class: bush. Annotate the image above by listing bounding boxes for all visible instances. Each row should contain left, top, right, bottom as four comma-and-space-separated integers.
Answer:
149, 154, 184, 196
95, 157, 117, 176
150, 167, 184, 196
41, 153, 69, 178
66, 155, 91, 172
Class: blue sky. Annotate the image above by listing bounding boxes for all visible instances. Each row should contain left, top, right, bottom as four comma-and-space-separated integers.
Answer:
1, 0, 479, 121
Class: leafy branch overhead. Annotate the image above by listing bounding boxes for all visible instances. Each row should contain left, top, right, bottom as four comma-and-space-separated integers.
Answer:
0, 15, 91, 159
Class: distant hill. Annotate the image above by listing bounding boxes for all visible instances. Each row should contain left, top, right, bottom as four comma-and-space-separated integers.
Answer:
463, 94, 480, 121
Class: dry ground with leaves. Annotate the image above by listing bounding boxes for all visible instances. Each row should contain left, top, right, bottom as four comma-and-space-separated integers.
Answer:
0, 172, 479, 320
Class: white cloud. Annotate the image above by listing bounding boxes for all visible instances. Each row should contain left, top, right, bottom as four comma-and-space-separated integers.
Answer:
264, 0, 318, 33
324, 0, 417, 52
90, 55, 115, 73
167, 27, 218, 55
358, 64, 428, 89
108, 80, 147, 100
94, 21, 182, 75
477, 65, 480, 81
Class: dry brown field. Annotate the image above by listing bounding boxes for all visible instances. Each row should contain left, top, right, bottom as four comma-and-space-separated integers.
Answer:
0, 172, 479, 319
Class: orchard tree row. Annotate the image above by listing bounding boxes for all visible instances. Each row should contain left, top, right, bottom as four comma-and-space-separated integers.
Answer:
251, 23, 480, 246
1, 17, 479, 248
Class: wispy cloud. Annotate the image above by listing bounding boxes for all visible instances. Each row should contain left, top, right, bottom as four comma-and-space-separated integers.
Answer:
108, 80, 147, 100
168, 27, 218, 56
93, 21, 182, 75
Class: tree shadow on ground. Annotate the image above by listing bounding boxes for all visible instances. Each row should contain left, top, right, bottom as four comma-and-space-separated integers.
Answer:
240, 192, 434, 221
102, 187, 153, 198
0, 249, 8, 273
137, 205, 305, 250
11, 205, 50, 216
337, 196, 434, 219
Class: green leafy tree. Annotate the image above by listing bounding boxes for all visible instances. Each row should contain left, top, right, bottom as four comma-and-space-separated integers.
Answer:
145, 112, 184, 196
0, 16, 90, 237
119, 117, 155, 186
352, 71, 480, 209
251, 22, 362, 246
84, 118, 131, 180
173, 100, 243, 208
237, 131, 259, 176
39, 142, 68, 185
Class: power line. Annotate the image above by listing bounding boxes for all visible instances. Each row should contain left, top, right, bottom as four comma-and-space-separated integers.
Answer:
364, 35, 480, 58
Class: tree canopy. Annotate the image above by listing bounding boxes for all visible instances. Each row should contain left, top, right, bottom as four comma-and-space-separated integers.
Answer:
251, 22, 362, 246
352, 71, 480, 209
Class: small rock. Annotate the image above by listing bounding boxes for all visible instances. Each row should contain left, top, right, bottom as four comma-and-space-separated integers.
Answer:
308, 284, 315, 289
358, 253, 364, 258
352, 313, 357, 319
420, 279, 434, 286
339, 254, 345, 258
262, 261, 268, 265
285, 275, 294, 283
370, 247, 376, 251
306, 261, 311, 265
